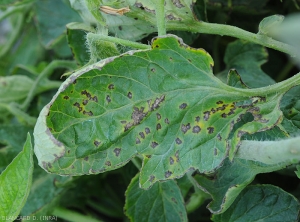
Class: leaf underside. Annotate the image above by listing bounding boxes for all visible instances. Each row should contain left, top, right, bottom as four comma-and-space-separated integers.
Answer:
34, 35, 283, 189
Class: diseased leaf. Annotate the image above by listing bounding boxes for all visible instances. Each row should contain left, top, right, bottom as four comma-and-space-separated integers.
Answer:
217, 40, 275, 88
34, 35, 298, 189
34, 0, 82, 48
194, 157, 296, 214
0, 134, 33, 222
212, 185, 300, 222
125, 173, 187, 222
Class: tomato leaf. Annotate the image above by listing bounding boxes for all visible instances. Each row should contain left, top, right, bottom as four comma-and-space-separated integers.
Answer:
0, 134, 33, 222
34, 35, 297, 189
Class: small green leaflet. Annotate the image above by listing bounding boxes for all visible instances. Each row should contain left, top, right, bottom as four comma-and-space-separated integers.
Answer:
212, 185, 300, 222
0, 134, 33, 222
125, 173, 187, 222
34, 35, 297, 189
193, 157, 296, 214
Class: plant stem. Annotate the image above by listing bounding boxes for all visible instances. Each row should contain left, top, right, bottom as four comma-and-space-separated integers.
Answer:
155, 0, 166, 36
236, 136, 300, 165
130, 9, 296, 57
52, 207, 103, 222
20, 60, 77, 111
167, 21, 296, 57
86, 33, 150, 50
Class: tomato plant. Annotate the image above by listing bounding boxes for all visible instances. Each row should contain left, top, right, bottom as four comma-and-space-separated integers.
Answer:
1, 0, 300, 221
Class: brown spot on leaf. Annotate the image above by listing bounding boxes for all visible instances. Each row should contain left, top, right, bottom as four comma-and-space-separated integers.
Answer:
108, 84, 114, 89
91, 96, 98, 102
82, 100, 88, 105
170, 157, 174, 165
150, 95, 165, 110
156, 113, 161, 120
217, 133, 222, 141
195, 116, 200, 122
149, 175, 155, 182
216, 101, 223, 104
207, 127, 214, 134
94, 140, 101, 147
127, 92, 132, 99
181, 123, 191, 134
171, 197, 178, 204
176, 138, 182, 144
179, 103, 187, 109
221, 113, 227, 118
118, 26, 122, 30
84, 157, 89, 161
106, 95, 111, 103
165, 170, 172, 178
151, 142, 158, 148
192, 126, 201, 133
203, 111, 210, 121
105, 161, 111, 166
139, 132, 145, 139
247, 107, 260, 113
156, 123, 162, 130
165, 118, 170, 124
172, 0, 184, 7
214, 148, 218, 156
167, 13, 182, 21
136, 138, 141, 144
113, 148, 121, 157
151, 68, 155, 72
83, 110, 93, 116
63, 95, 69, 100
145, 127, 151, 134
216, 104, 227, 111
73, 102, 80, 107
124, 107, 147, 131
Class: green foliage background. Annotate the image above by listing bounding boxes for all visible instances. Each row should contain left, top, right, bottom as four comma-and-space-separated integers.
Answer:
1, 0, 300, 221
